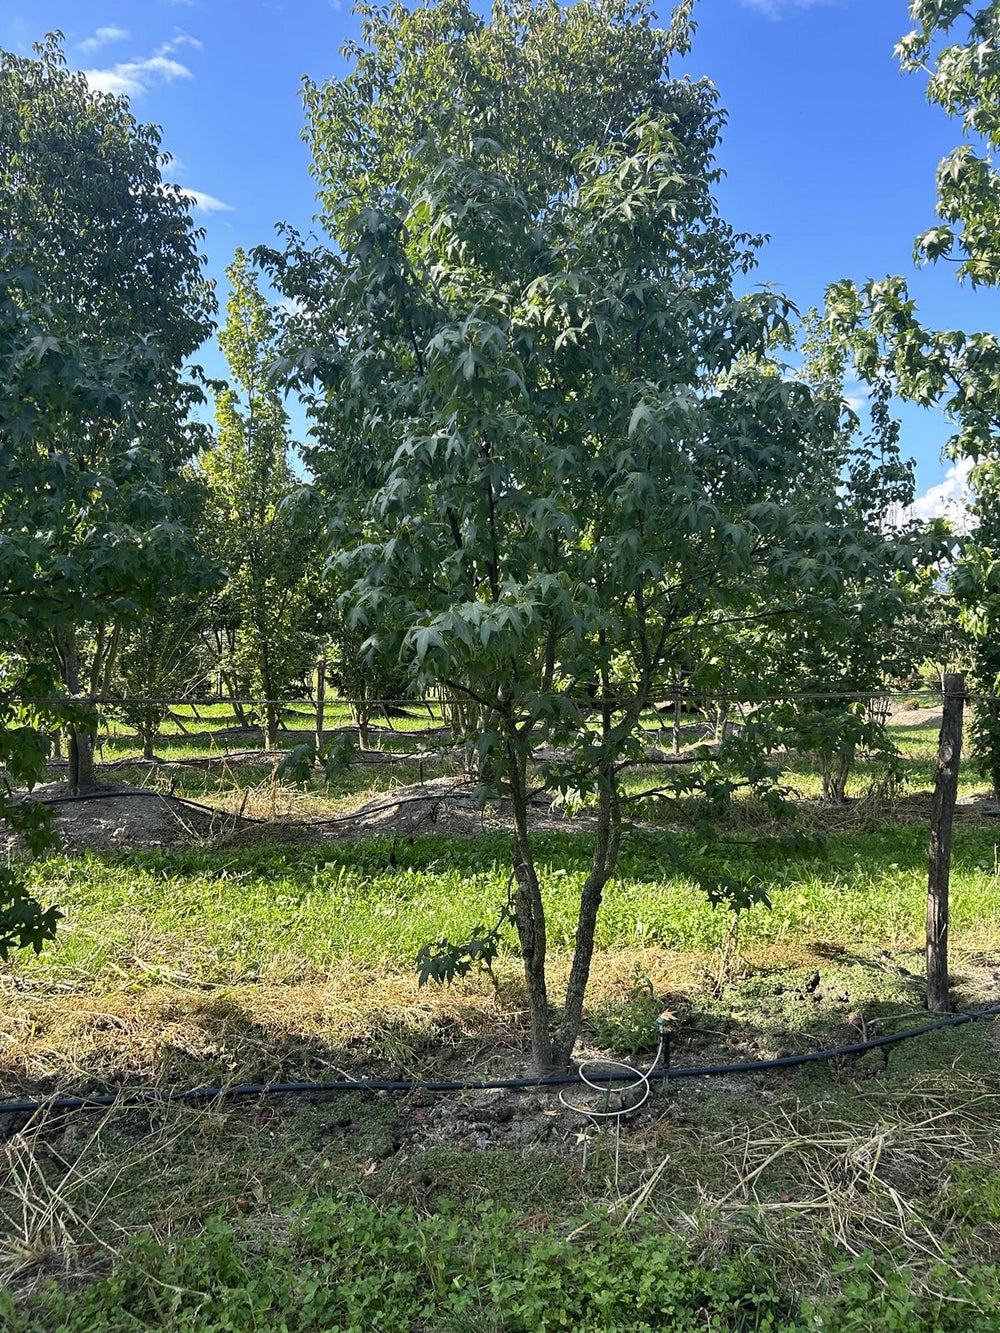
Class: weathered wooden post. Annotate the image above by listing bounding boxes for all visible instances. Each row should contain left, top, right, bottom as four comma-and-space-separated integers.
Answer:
315, 658, 327, 755
927, 671, 965, 1012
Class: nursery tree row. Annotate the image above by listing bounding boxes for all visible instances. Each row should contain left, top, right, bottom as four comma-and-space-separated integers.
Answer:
3, 2, 1000, 1068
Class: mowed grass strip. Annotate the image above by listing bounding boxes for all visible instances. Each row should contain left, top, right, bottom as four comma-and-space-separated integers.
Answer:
14, 825, 1000, 987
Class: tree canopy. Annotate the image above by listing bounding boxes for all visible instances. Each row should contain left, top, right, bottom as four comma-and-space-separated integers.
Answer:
262, 0, 937, 1070
0, 35, 217, 790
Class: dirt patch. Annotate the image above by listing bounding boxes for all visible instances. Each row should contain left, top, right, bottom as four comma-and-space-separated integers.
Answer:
3, 783, 243, 853
315, 776, 599, 840
889, 701, 943, 730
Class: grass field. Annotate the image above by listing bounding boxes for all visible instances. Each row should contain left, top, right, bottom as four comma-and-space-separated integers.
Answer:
5, 699, 1000, 1328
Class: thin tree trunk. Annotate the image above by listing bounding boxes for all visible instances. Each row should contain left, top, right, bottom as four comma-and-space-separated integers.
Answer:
354, 705, 371, 751
259, 635, 278, 750
60, 627, 98, 792
222, 672, 250, 728
552, 772, 620, 1067
68, 732, 80, 790
265, 702, 279, 752
987, 701, 1000, 802
507, 739, 553, 1072
821, 749, 852, 803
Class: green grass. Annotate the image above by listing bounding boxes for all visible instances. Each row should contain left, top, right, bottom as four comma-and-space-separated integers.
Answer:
17, 826, 1000, 987
9, 694, 1000, 1327
93, 699, 448, 762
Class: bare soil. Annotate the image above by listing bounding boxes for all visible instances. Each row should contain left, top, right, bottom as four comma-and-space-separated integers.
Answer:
3, 775, 600, 855
2, 782, 231, 853
317, 776, 600, 839
888, 700, 943, 730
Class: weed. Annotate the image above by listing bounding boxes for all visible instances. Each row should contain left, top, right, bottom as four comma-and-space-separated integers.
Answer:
587, 967, 663, 1055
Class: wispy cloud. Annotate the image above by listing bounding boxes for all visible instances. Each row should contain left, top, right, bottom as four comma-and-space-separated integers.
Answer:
160, 31, 202, 54
179, 188, 233, 214
80, 25, 129, 54
83, 31, 202, 98
740, 0, 842, 17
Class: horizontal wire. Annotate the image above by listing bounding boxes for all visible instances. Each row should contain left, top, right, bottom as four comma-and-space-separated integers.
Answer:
1, 688, 958, 708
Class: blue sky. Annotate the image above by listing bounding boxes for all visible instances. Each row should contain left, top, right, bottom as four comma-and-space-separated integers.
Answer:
3, 0, 998, 516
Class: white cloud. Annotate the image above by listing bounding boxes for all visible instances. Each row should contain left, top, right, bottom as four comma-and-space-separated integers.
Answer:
158, 31, 202, 54
84, 55, 193, 96
740, 0, 841, 17
80, 25, 129, 53
83, 31, 201, 97
908, 456, 973, 530
179, 188, 233, 214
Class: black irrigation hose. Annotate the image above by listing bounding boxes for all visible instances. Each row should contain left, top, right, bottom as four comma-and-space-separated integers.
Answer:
34, 788, 270, 824
3, 1006, 999, 1118
31, 782, 521, 832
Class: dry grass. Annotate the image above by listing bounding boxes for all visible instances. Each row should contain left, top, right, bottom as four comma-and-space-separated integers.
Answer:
3, 965, 1000, 1304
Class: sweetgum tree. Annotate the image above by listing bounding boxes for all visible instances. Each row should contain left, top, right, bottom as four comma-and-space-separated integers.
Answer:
0, 37, 215, 788
265, 0, 931, 1070
0, 264, 164, 954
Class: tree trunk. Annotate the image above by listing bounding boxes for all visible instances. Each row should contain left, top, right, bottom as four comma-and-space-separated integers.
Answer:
222, 672, 250, 727
59, 627, 98, 792
265, 702, 279, 752
551, 772, 620, 1067
68, 731, 79, 790
507, 740, 553, 1072
354, 705, 371, 751
714, 703, 729, 744
259, 635, 278, 751
821, 749, 852, 803
987, 701, 1000, 802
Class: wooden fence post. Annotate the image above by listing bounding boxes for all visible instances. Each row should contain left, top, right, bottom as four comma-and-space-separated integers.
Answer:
315, 658, 326, 755
927, 671, 965, 1013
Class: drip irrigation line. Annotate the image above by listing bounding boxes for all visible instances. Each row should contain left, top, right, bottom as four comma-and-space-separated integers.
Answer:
31, 788, 270, 825
27, 782, 510, 832
2, 1005, 997, 1119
